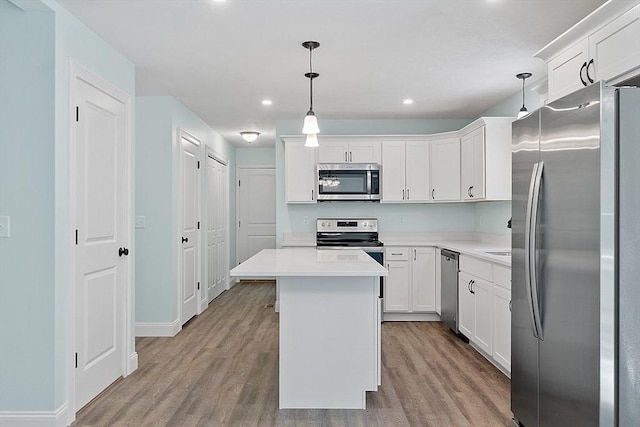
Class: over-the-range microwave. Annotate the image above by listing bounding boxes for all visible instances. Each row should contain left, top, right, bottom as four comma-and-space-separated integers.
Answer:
317, 163, 381, 201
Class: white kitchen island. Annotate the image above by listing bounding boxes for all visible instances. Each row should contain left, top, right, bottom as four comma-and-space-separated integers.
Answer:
230, 248, 388, 410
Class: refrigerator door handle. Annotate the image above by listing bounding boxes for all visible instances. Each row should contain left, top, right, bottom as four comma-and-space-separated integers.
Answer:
525, 162, 541, 339
530, 161, 544, 340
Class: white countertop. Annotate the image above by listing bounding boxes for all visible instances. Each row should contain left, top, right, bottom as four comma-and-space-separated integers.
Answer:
230, 248, 389, 277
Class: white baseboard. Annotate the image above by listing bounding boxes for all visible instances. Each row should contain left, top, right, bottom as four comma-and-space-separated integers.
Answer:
199, 298, 209, 313
127, 351, 138, 375
382, 312, 441, 322
0, 402, 69, 427
135, 319, 180, 337
274, 300, 280, 312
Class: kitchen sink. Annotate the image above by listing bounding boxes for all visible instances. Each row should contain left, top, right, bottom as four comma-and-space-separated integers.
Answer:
484, 250, 511, 257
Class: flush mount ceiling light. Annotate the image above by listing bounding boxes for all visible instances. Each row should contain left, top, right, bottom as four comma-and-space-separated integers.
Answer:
516, 72, 532, 119
240, 131, 260, 143
301, 41, 320, 147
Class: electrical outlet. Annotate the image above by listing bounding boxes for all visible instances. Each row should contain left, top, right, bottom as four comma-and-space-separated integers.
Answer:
0, 216, 9, 238
303, 216, 309, 225
135, 216, 146, 229
399, 215, 405, 225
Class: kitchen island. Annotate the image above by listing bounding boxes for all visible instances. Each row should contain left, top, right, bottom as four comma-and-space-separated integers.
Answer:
230, 248, 388, 409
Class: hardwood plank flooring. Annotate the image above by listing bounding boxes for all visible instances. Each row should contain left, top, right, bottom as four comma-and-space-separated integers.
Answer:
75, 281, 512, 426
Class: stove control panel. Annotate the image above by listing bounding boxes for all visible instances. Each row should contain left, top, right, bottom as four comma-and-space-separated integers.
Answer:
317, 218, 378, 232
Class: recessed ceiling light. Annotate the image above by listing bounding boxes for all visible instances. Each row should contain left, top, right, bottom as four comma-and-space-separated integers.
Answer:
403, 99, 414, 105
262, 99, 272, 106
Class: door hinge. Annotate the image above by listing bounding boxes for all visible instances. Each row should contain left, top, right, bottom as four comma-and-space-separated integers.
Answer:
197, 161, 200, 169
75, 106, 79, 122
197, 221, 200, 230
75, 229, 78, 245
75, 352, 78, 368
197, 282, 200, 290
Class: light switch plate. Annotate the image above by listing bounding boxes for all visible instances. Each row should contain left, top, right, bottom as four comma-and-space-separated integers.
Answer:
0, 216, 10, 238
135, 216, 146, 229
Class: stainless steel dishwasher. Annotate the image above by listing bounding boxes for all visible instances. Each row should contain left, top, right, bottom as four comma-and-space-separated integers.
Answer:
440, 249, 459, 334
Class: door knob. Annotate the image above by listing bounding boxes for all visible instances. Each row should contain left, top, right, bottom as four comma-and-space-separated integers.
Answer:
182, 237, 189, 243
118, 247, 129, 257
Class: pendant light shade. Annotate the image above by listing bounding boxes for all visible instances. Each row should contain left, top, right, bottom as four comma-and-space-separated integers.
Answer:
304, 133, 319, 148
301, 41, 320, 140
516, 72, 532, 118
302, 112, 320, 134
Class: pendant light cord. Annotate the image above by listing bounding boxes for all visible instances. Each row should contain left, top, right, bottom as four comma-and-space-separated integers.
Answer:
309, 47, 314, 112
521, 77, 525, 109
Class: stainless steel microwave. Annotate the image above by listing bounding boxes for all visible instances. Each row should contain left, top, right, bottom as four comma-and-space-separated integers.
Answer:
317, 163, 381, 201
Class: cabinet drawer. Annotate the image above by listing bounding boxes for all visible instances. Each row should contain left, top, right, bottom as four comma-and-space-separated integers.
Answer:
493, 265, 511, 290
385, 247, 409, 261
459, 255, 492, 282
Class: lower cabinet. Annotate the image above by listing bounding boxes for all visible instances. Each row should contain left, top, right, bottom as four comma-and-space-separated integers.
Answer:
458, 255, 511, 375
384, 247, 436, 315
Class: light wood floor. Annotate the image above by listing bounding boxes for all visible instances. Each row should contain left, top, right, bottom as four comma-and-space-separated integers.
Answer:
75, 281, 512, 426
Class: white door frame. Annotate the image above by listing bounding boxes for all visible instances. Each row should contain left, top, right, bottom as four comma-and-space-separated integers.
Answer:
235, 164, 276, 266
177, 128, 202, 323
68, 60, 135, 421
205, 146, 230, 305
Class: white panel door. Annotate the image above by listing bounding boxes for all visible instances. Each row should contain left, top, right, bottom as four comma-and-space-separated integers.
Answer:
405, 141, 430, 202
411, 247, 436, 312
180, 135, 200, 324
237, 167, 276, 264
207, 154, 227, 302
74, 77, 127, 410
381, 141, 405, 202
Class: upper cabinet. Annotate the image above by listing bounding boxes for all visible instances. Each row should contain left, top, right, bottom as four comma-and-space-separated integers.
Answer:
318, 140, 381, 164
430, 137, 460, 201
538, 3, 640, 102
282, 137, 317, 204
460, 118, 513, 201
381, 140, 430, 202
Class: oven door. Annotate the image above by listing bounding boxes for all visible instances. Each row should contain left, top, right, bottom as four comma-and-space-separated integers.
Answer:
317, 164, 380, 201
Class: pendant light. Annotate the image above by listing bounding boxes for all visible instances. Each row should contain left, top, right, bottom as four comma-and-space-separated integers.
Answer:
516, 72, 532, 118
302, 41, 320, 147
240, 131, 260, 143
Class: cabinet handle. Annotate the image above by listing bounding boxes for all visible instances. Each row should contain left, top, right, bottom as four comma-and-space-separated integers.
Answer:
470, 279, 475, 294
586, 59, 595, 84
402, 189, 405, 200
311, 189, 314, 200
468, 280, 472, 293
407, 189, 410, 200
391, 252, 403, 256
349, 151, 352, 162
345, 151, 348, 162
414, 249, 416, 260
469, 186, 474, 198
509, 300, 512, 312
579, 61, 588, 87
432, 189, 435, 200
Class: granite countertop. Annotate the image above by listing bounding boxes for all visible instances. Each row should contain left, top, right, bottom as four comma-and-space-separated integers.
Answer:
230, 248, 389, 277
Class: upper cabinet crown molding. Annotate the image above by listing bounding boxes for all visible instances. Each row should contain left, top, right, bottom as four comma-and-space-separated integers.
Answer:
535, 1, 639, 61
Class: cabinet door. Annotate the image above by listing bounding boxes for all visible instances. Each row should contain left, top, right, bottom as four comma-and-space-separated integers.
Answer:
547, 39, 589, 102
405, 141, 430, 202
461, 128, 485, 200
411, 247, 436, 312
318, 141, 349, 163
493, 285, 511, 372
458, 271, 475, 339
460, 131, 474, 201
430, 137, 460, 201
435, 248, 442, 315
384, 261, 410, 312
285, 141, 317, 203
381, 142, 406, 202
349, 141, 381, 164
589, 4, 640, 83
473, 277, 493, 356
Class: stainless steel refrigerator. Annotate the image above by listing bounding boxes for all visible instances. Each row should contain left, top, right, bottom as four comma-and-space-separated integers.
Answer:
511, 82, 640, 427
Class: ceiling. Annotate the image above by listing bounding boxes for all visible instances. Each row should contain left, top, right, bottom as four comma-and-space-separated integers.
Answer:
55, 0, 608, 147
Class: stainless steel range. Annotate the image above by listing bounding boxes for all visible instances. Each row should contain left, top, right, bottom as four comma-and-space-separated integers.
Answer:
316, 218, 385, 321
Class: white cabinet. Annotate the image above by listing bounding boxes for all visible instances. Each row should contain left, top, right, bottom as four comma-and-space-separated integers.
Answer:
384, 246, 436, 314
430, 137, 460, 201
283, 139, 317, 203
435, 247, 442, 315
318, 140, 381, 164
540, 3, 640, 102
381, 140, 430, 202
460, 118, 512, 201
458, 254, 511, 375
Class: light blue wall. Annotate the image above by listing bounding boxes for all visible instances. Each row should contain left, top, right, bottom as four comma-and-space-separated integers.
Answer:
136, 96, 236, 323
236, 147, 275, 165
0, 0, 56, 411
275, 119, 477, 244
